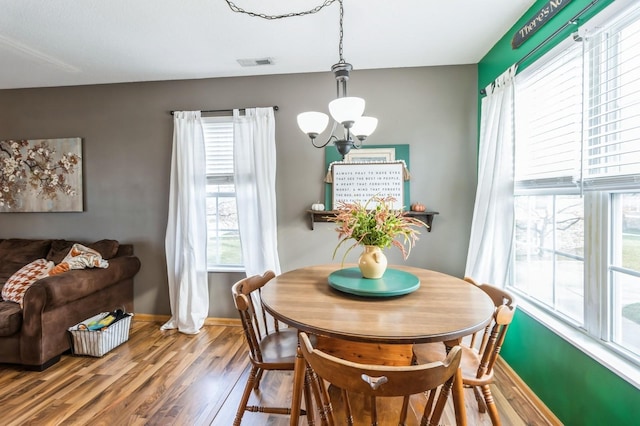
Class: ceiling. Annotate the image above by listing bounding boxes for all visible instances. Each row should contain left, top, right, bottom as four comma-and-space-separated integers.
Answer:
0, 0, 536, 90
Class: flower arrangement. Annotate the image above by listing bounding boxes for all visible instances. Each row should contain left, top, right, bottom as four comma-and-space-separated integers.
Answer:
329, 195, 427, 263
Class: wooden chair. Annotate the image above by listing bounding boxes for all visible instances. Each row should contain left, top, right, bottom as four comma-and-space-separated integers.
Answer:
231, 271, 314, 425
299, 332, 464, 426
412, 278, 516, 426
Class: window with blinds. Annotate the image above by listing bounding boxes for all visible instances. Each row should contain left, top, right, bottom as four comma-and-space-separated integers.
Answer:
515, 4, 640, 193
201, 117, 243, 270
512, 0, 640, 367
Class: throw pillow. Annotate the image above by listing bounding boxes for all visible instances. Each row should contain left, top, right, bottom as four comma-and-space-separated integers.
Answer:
1, 258, 54, 307
49, 243, 109, 276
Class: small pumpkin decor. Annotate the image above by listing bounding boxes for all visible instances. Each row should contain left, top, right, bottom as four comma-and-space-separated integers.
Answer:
311, 202, 325, 211
329, 196, 427, 279
410, 202, 426, 212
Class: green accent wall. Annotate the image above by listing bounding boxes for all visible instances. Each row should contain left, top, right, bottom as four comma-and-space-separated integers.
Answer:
502, 311, 640, 425
479, 0, 640, 424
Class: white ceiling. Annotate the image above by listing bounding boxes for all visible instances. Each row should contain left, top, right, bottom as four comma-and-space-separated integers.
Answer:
0, 0, 536, 90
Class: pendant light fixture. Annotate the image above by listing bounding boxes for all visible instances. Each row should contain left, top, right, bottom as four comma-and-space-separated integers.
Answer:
224, 0, 376, 158
296, 0, 377, 157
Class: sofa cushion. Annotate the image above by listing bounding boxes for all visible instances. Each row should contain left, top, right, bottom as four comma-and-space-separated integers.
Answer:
46, 239, 119, 264
0, 239, 52, 264
0, 301, 22, 337
2, 259, 54, 307
0, 239, 52, 285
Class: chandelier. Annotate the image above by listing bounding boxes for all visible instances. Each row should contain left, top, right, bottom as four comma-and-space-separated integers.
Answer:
296, 0, 377, 157
224, 0, 377, 158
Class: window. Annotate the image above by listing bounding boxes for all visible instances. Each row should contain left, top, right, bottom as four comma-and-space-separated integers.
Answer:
512, 1, 640, 365
202, 117, 243, 271
515, 195, 584, 324
611, 192, 640, 356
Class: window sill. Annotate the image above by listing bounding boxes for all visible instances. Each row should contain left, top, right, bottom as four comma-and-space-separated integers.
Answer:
515, 298, 640, 390
207, 266, 245, 273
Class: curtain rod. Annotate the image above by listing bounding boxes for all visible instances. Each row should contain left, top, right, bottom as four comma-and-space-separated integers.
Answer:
481, 0, 602, 95
169, 105, 279, 116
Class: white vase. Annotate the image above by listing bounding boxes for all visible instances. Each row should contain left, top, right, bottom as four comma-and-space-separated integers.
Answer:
358, 245, 388, 279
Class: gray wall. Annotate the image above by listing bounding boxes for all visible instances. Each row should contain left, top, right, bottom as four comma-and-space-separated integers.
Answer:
0, 65, 478, 318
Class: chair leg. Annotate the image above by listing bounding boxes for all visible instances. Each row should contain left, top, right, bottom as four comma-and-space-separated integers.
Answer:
424, 389, 436, 420
291, 347, 307, 426
307, 365, 332, 426
254, 368, 264, 390
303, 370, 316, 425
473, 385, 487, 413
452, 369, 467, 426
342, 388, 354, 426
234, 365, 259, 426
370, 396, 378, 425
429, 377, 453, 426
481, 384, 501, 426
399, 395, 410, 425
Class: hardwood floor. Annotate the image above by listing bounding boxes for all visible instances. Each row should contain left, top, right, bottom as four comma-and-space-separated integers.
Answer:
0, 319, 561, 425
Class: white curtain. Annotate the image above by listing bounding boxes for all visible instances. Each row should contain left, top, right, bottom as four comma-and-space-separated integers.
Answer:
465, 65, 517, 287
162, 111, 209, 334
233, 107, 281, 277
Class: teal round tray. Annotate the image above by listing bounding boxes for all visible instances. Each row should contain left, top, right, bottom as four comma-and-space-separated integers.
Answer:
327, 267, 420, 297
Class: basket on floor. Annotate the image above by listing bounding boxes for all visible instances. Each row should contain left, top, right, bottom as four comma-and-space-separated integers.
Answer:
68, 311, 133, 357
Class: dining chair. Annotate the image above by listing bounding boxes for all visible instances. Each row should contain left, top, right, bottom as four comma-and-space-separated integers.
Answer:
299, 331, 464, 426
231, 270, 314, 425
412, 278, 516, 426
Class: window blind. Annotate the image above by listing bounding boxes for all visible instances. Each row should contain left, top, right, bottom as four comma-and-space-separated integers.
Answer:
515, 39, 584, 192
583, 8, 640, 190
202, 116, 234, 183
515, 1, 640, 193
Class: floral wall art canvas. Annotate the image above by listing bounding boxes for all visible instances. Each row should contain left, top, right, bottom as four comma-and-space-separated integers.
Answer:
0, 138, 83, 212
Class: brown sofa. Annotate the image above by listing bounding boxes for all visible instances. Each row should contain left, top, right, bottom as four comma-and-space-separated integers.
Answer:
0, 238, 141, 370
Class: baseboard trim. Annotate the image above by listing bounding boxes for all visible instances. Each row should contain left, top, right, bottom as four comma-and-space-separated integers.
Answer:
133, 314, 241, 327
496, 357, 563, 425
204, 317, 242, 326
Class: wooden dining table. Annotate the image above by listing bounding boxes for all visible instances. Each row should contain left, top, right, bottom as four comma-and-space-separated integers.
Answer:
260, 263, 496, 425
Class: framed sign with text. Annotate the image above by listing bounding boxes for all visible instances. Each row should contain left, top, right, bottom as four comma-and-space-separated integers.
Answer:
324, 144, 411, 210
332, 162, 404, 210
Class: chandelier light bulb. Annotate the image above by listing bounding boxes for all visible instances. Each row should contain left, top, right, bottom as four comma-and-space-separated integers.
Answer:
351, 116, 378, 139
297, 111, 329, 137
328, 97, 365, 127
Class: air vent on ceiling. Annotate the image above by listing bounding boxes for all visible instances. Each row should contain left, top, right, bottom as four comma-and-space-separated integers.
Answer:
237, 57, 274, 67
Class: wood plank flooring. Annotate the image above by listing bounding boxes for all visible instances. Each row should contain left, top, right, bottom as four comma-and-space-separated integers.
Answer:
0, 319, 560, 425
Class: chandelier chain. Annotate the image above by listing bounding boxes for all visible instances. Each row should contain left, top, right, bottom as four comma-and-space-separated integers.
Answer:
224, 0, 345, 63
338, 0, 344, 63
224, 0, 336, 19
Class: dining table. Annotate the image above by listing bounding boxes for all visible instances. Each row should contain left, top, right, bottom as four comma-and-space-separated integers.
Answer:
260, 263, 496, 425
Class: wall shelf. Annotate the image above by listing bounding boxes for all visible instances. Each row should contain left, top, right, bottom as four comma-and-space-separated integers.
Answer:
306, 210, 439, 231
